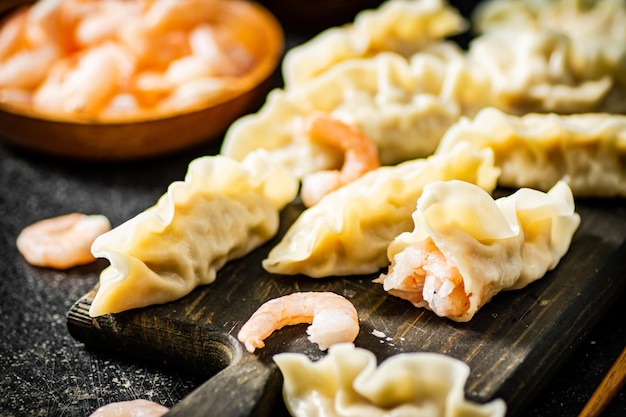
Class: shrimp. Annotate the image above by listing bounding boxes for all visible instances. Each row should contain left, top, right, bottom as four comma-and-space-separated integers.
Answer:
377, 238, 470, 320
141, 0, 221, 33
0, 45, 60, 89
33, 42, 135, 114
300, 112, 380, 207
16, 213, 111, 270
0, 8, 27, 61
189, 24, 254, 77
74, 1, 138, 47
237, 291, 360, 353
88, 399, 168, 417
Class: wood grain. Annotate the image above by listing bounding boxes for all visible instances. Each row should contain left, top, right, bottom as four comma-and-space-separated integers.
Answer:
67, 197, 626, 416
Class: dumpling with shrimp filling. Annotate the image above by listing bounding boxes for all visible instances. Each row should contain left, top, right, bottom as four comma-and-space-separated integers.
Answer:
222, 47, 489, 175
282, 0, 467, 87
377, 180, 580, 322
435, 107, 626, 197
262, 142, 500, 278
274, 343, 506, 417
89, 150, 298, 317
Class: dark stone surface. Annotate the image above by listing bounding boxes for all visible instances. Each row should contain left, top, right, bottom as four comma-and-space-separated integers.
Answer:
0, 1, 625, 416
0, 142, 216, 416
0, 135, 624, 417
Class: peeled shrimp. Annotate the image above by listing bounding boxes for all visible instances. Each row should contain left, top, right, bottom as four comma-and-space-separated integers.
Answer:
0, 45, 60, 89
0, 0, 259, 118
33, 42, 135, 114
188, 23, 253, 77
300, 113, 380, 207
141, 0, 221, 33
237, 291, 360, 352
16, 213, 111, 269
378, 239, 470, 320
0, 8, 27, 61
88, 399, 168, 417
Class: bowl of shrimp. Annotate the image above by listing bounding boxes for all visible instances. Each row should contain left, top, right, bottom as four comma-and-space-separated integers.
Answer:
0, 0, 284, 161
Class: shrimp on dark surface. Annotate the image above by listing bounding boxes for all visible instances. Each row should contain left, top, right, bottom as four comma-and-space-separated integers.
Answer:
88, 399, 169, 417
16, 213, 111, 269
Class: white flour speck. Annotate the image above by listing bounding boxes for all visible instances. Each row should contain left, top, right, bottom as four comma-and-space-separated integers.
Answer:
371, 330, 386, 338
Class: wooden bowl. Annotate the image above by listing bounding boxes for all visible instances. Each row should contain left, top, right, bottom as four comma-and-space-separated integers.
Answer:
0, 0, 284, 161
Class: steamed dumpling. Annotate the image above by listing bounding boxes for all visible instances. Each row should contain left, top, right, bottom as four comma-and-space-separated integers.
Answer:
377, 180, 580, 322
474, 0, 626, 40
282, 0, 467, 87
262, 142, 499, 278
468, 0, 626, 114
274, 343, 507, 417
89, 150, 298, 317
222, 48, 489, 177
435, 107, 626, 196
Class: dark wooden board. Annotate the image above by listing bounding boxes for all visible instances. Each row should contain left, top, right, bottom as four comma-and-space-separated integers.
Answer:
67, 196, 626, 416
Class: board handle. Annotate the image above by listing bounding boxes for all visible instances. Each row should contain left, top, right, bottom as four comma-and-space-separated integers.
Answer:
164, 356, 284, 417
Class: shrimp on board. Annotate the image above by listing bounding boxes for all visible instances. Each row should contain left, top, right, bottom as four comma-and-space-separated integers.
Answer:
300, 112, 380, 207
88, 399, 169, 417
16, 213, 111, 270
237, 291, 360, 353
375, 238, 470, 320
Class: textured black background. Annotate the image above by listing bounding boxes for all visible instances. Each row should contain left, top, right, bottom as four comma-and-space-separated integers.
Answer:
1, 0, 625, 416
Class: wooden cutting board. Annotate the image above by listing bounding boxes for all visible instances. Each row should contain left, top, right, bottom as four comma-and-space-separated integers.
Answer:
67, 196, 626, 417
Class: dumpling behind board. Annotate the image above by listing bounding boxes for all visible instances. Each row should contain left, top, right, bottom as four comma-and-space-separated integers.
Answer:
376, 180, 581, 322
281, 0, 467, 87
274, 343, 506, 417
466, 30, 625, 115
262, 142, 500, 278
435, 107, 626, 197
222, 48, 489, 178
468, 0, 626, 114
89, 150, 298, 317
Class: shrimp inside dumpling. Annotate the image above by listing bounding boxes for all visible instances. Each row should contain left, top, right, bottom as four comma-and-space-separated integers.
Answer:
378, 180, 580, 322
263, 143, 500, 278
89, 150, 298, 317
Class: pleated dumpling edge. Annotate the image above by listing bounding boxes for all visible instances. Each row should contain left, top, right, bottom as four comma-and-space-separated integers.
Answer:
89, 150, 298, 317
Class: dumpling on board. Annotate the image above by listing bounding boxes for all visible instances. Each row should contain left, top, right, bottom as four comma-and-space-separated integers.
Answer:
222, 48, 490, 177
435, 107, 626, 197
467, 0, 626, 114
282, 0, 467, 87
262, 142, 500, 278
377, 180, 580, 322
274, 343, 507, 417
89, 150, 298, 317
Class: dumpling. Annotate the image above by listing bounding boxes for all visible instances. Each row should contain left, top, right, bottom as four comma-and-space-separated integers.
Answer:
262, 142, 500, 278
467, 30, 624, 114
282, 0, 467, 87
474, 0, 626, 40
467, 0, 626, 114
435, 107, 626, 196
377, 180, 580, 322
274, 343, 507, 417
222, 48, 489, 176
89, 150, 298, 317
